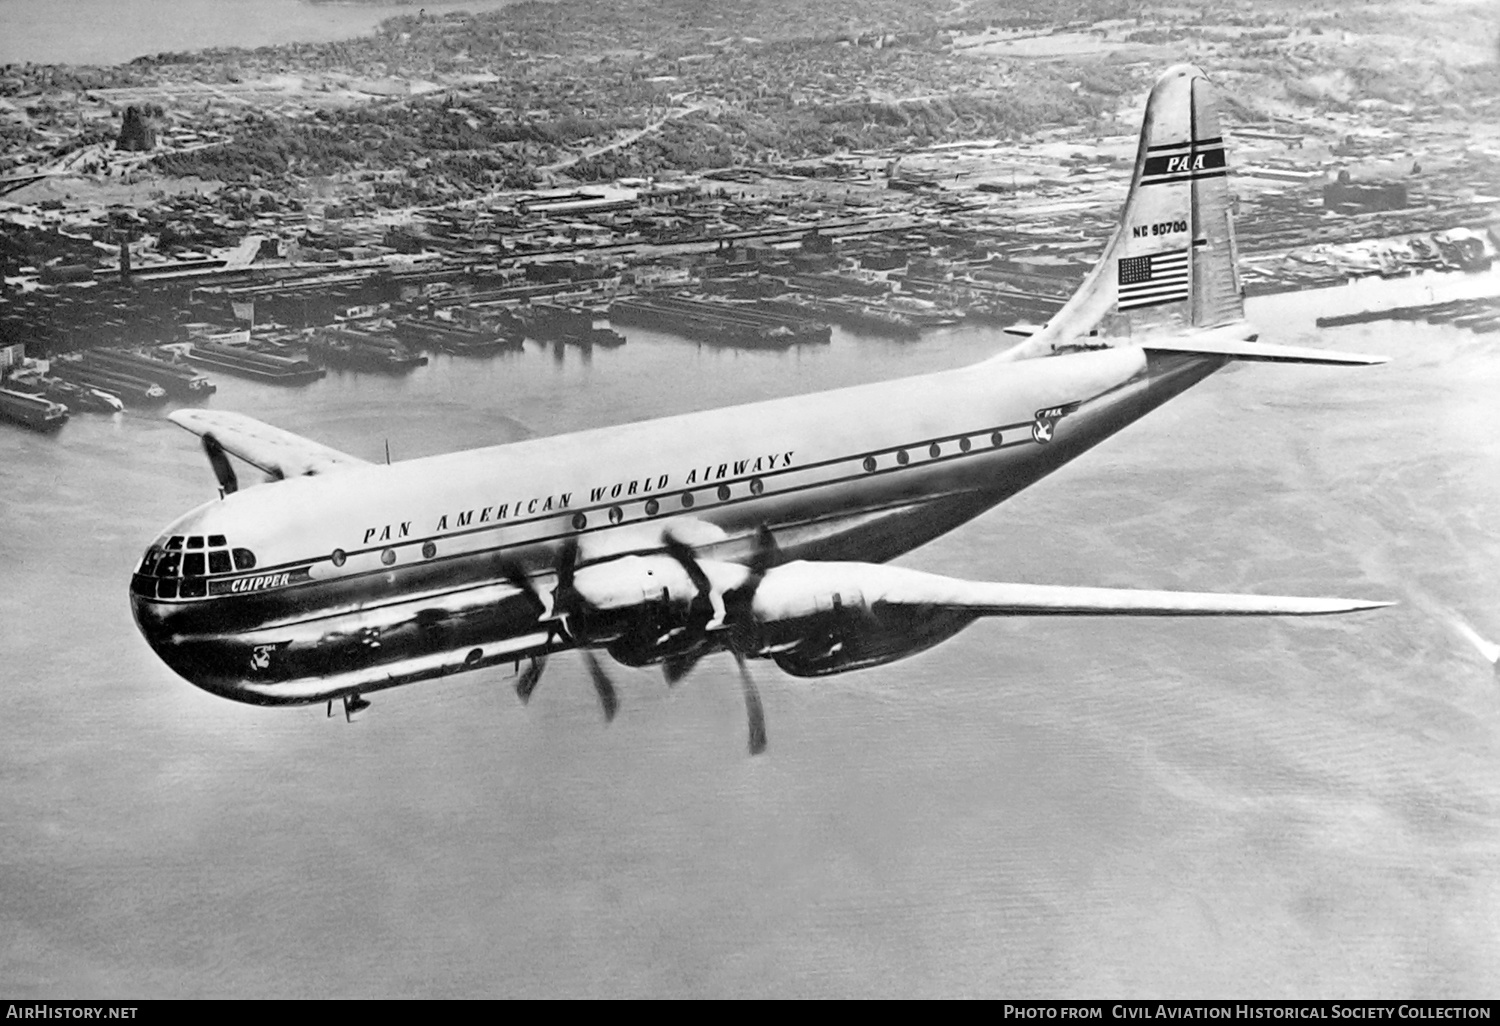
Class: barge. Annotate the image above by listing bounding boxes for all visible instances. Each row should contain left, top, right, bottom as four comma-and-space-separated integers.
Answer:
0, 385, 69, 430
184, 341, 327, 384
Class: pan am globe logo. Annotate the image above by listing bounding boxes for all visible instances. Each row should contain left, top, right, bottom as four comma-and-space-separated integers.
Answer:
1032, 402, 1080, 445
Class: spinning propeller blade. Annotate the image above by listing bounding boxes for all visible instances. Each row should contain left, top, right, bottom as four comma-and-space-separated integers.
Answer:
661, 526, 777, 755
583, 649, 619, 722
734, 652, 768, 756
516, 654, 547, 703
201, 433, 238, 495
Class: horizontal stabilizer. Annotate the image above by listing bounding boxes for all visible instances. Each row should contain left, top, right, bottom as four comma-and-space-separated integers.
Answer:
1144, 336, 1387, 366
169, 409, 371, 479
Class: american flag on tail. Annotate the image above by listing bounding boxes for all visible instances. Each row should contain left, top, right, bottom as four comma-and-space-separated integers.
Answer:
1117, 250, 1189, 310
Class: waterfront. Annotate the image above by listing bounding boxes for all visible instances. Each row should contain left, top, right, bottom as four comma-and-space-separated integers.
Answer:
3, 273, 1500, 996
0, 0, 531, 66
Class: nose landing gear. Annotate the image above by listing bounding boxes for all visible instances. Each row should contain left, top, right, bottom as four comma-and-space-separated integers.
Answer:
326, 693, 372, 722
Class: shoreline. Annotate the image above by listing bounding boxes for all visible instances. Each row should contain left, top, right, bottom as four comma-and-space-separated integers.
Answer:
0, 0, 535, 68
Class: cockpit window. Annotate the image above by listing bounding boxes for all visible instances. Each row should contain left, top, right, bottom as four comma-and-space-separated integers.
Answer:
208, 550, 232, 574
166, 536, 184, 550
208, 535, 226, 547
182, 552, 206, 577
157, 552, 181, 577
138, 548, 162, 575
186, 536, 204, 549
233, 548, 256, 571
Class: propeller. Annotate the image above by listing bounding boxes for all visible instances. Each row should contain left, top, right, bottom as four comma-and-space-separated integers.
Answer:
661, 525, 778, 755
497, 541, 619, 722
734, 652, 768, 756
201, 433, 238, 495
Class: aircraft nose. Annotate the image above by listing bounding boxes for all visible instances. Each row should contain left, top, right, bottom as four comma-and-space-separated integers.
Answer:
128, 576, 238, 699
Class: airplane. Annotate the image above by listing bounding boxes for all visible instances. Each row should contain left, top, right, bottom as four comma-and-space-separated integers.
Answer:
130, 65, 1392, 754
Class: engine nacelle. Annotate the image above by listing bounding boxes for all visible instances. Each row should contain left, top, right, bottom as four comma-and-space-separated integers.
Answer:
767, 604, 979, 677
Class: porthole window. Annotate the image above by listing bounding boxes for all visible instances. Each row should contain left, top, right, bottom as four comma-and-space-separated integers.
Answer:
232, 548, 256, 571
331, 549, 346, 568
991, 430, 1003, 447
896, 450, 910, 466
929, 443, 941, 458
862, 456, 876, 472
208, 535, 226, 547
716, 484, 731, 501
750, 478, 764, 496
572, 512, 587, 530
208, 550, 232, 575
608, 506, 624, 524
681, 493, 695, 509
381, 548, 396, 566
960, 437, 972, 453
645, 498, 660, 516
422, 541, 437, 559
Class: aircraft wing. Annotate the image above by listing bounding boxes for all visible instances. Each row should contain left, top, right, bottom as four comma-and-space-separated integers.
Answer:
169, 409, 372, 479
750, 561, 1391, 619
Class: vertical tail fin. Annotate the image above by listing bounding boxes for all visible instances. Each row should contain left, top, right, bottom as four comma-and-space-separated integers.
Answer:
1007, 65, 1246, 356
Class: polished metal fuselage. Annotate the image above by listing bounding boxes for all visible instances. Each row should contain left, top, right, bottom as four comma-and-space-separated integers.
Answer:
129, 347, 1223, 705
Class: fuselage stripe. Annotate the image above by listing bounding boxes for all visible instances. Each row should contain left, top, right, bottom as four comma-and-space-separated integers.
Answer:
139, 416, 1065, 602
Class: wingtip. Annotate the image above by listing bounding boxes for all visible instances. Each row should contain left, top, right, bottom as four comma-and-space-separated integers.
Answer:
1332, 598, 1398, 614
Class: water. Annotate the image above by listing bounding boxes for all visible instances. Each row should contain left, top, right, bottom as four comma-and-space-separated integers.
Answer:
3, 276, 1500, 997
0, 0, 529, 66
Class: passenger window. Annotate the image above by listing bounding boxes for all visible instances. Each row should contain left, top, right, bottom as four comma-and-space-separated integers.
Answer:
208, 535, 226, 547
208, 550, 232, 574
187, 536, 204, 549
157, 552, 181, 577
232, 548, 256, 571
183, 553, 206, 577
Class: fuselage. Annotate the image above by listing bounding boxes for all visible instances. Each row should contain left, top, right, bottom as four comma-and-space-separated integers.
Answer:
129, 344, 1224, 705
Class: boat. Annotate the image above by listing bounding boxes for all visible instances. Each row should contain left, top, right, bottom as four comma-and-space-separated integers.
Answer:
307, 327, 427, 373
12, 373, 125, 413
50, 359, 169, 406
0, 385, 69, 430
184, 341, 326, 384
80, 348, 215, 398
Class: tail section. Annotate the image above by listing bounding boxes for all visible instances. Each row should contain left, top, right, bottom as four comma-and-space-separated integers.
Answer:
999, 65, 1383, 366
1041, 65, 1242, 346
